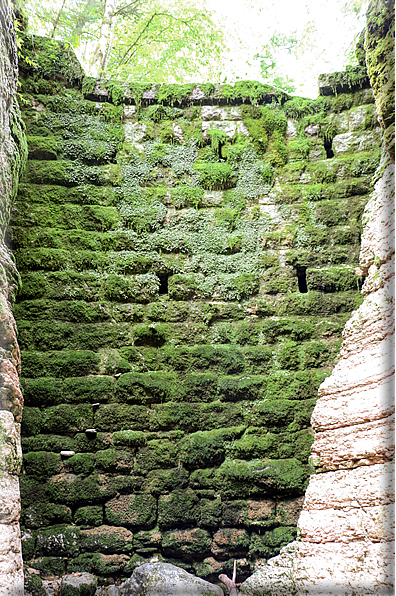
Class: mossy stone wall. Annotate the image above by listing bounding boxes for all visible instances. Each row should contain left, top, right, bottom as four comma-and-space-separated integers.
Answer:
14, 38, 382, 587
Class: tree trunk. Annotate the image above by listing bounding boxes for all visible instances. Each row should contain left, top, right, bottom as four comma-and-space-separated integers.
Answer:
91, 0, 118, 77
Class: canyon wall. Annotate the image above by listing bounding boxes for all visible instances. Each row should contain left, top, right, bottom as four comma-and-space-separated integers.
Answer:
0, 1, 392, 593
0, 1, 27, 595
11, 29, 383, 595
241, 0, 395, 594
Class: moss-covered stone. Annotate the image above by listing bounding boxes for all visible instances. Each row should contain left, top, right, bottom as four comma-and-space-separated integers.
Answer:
105, 494, 156, 528
35, 525, 81, 557
158, 488, 199, 529
179, 427, 245, 468
162, 528, 211, 559
79, 525, 133, 553
23, 451, 61, 478
74, 506, 103, 528
215, 457, 310, 499
23, 503, 72, 529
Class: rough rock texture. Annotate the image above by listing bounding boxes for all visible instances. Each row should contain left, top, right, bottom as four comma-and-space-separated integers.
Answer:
59, 572, 97, 595
119, 562, 224, 596
240, 1, 395, 594
14, 36, 380, 587
0, 1, 27, 595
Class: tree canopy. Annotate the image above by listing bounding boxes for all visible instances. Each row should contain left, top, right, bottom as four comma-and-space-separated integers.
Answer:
20, 0, 368, 96
22, 0, 225, 81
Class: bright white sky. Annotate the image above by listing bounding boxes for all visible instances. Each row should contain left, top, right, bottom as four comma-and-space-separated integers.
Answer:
205, 0, 367, 98
26, 0, 367, 98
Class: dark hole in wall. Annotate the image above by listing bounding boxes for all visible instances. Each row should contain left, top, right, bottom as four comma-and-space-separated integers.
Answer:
324, 137, 334, 158
296, 266, 308, 293
158, 273, 169, 294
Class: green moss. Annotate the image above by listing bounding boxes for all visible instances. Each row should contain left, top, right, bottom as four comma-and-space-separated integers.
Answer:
68, 552, 128, 575
216, 457, 309, 499
134, 439, 178, 474
27, 135, 59, 160
24, 572, 46, 596
65, 453, 95, 476
170, 186, 204, 209
233, 81, 285, 105
193, 162, 236, 191
318, 65, 369, 96
95, 404, 150, 432
19, 33, 84, 84
21, 349, 100, 378
79, 525, 134, 554
23, 503, 72, 529
179, 427, 245, 468
133, 323, 171, 346
158, 488, 199, 529
307, 266, 363, 293
162, 527, 211, 558
249, 526, 298, 558
114, 372, 175, 404
29, 556, 65, 576
144, 467, 189, 496
40, 404, 92, 434
106, 81, 124, 105
35, 524, 81, 557
74, 506, 103, 528
217, 375, 266, 402
177, 373, 218, 403
157, 83, 195, 105
23, 451, 61, 478
17, 183, 118, 206
105, 493, 156, 527
95, 448, 134, 473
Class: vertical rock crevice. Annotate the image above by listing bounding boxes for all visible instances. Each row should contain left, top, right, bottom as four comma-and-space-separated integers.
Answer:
0, 1, 27, 595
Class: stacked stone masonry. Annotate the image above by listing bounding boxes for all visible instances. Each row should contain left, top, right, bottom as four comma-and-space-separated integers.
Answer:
6, 27, 389, 595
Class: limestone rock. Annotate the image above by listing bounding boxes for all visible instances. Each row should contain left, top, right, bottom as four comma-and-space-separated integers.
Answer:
332, 129, 381, 154
59, 572, 97, 596
119, 562, 224, 596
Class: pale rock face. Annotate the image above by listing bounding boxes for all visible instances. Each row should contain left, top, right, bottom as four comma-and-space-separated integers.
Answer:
286, 119, 297, 139
360, 161, 395, 268
119, 562, 224, 596
123, 121, 146, 147
0, 523, 24, 596
201, 120, 249, 139
332, 129, 382, 154
201, 105, 242, 121
329, 111, 349, 134
348, 105, 373, 130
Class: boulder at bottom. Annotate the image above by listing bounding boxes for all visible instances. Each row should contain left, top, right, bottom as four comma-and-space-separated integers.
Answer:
119, 562, 224, 596
59, 572, 97, 596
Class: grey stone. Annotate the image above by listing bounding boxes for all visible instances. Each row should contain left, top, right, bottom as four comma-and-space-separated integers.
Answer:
119, 562, 224, 596
329, 112, 349, 134
304, 124, 319, 137
201, 106, 242, 121
348, 105, 375, 131
286, 119, 297, 139
201, 120, 248, 139
59, 573, 97, 596
332, 130, 381, 155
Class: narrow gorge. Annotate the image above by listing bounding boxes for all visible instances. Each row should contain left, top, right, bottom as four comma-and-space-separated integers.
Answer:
0, 0, 394, 594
